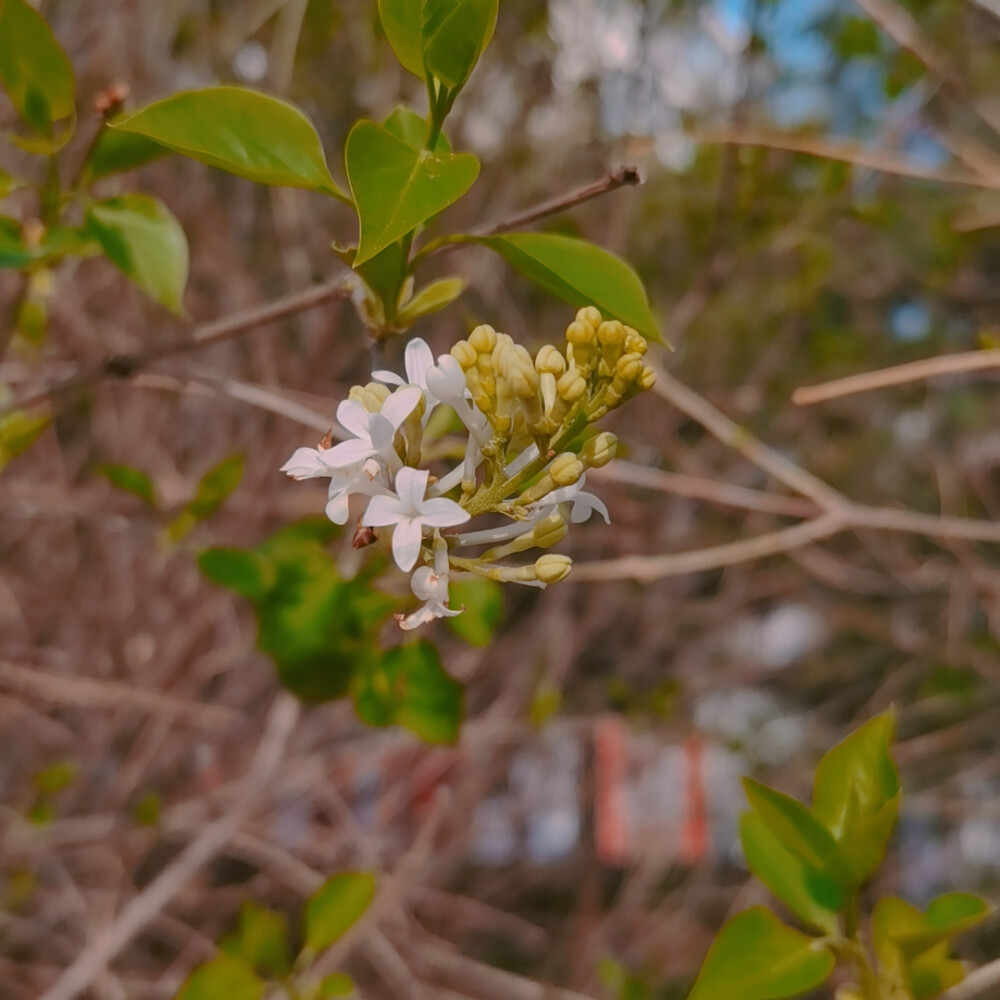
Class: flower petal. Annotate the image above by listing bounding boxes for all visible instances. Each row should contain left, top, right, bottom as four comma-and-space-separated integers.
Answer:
363, 494, 405, 526
371, 369, 406, 387
410, 567, 438, 601
419, 496, 472, 528
323, 438, 376, 468
391, 516, 424, 572
405, 338, 434, 387
395, 466, 430, 511
280, 447, 330, 480
571, 491, 610, 524
336, 399, 371, 440
325, 491, 351, 525
380, 386, 422, 428
426, 355, 466, 403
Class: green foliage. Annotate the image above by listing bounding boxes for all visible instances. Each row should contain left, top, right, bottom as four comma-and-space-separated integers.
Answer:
383, 106, 452, 153
32, 760, 75, 794
175, 954, 263, 1000
0, 0, 75, 144
686, 907, 835, 1000
96, 462, 158, 507
445, 577, 503, 647
346, 120, 480, 264
395, 276, 467, 327
112, 87, 346, 197
167, 453, 244, 540
221, 902, 291, 979
378, 0, 426, 78
304, 872, 377, 952
86, 129, 170, 182
352, 641, 464, 744
0, 408, 49, 470
474, 233, 662, 342
0, 216, 34, 268
317, 973, 356, 997
421, 0, 498, 90
85, 194, 189, 314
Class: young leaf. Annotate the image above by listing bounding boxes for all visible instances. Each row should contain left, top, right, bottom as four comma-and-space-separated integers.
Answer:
96, 462, 157, 507
187, 454, 244, 519
909, 942, 966, 1000
317, 973, 355, 997
175, 954, 263, 1000
445, 577, 503, 648
112, 87, 346, 197
874, 893, 993, 964
473, 233, 662, 342
811, 710, 900, 883
86, 194, 189, 313
0, 408, 50, 470
422, 0, 498, 90
346, 120, 479, 265
304, 872, 377, 953
87, 129, 169, 181
687, 907, 835, 1000
0, 0, 75, 136
0, 216, 34, 268
0, 169, 24, 199
742, 778, 844, 875
198, 548, 275, 601
395, 276, 467, 327
383, 107, 452, 153
352, 641, 464, 744
739, 812, 842, 935
232, 902, 291, 978
378, 0, 425, 77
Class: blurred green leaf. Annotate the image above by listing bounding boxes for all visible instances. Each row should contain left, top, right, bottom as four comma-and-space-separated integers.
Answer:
383, 107, 451, 153
112, 87, 346, 197
87, 129, 170, 181
687, 907, 835, 1000
739, 812, 842, 935
874, 893, 992, 965
445, 577, 503, 647
396, 276, 467, 327
909, 942, 966, 1000
346, 120, 479, 264
133, 792, 161, 827
0, 0, 75, 136
97, 462, 157, 507
32, 760, 75, 795
317, 973, 355, 998
743, 778, 844, 875
378, 0, 425, 77
475, 233, 662, 342
811, 709, 900, 884
0, 409, 50, 470
175, 954, 263, 1000
86, 194, 189, 313
230, 902, 291, 979
199, 548, 275, 601
304, 872, 376, 953
422, 0, 498, 90
0, 169, 24, 199
353, 641, 464, 744
186, 453, 244, 519
0, 216, 33, 268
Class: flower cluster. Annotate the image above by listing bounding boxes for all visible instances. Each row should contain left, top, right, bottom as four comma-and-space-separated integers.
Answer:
281, 308, 655, 629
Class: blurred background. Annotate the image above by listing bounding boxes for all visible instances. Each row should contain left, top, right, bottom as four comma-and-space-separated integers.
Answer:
2, 0, 1000, 997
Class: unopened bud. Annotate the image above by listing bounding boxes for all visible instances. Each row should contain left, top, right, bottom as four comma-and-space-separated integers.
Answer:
532, 512, 568, 548
565, 320, 595, 346
469, 324, 497, 354
549, 453, 584, 486
616, 352, 644, 383
362, 382, 390, 412
638, 366, 657, 391
624, 328, 647, 355
535, 553, 572, 584
535, 344, 567, 375
556, 368, 587, 403
451, 340, 477, 370
348, 385, 365, 404
581, 432, 617, 468
576, 306, 602, 329
597, 320, 626, 348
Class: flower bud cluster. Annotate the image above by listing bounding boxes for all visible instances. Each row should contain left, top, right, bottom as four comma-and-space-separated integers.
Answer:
281, 309, 654, 629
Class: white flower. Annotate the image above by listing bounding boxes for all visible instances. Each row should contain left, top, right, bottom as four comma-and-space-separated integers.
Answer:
363, 467, 471, 571
280, 446, 331, 480
397, 535, 462, 630
531, 473, 610, 524
322, 386, 422, 472
373, 337, 437, 401
324, 458, 386, 525
426, 355, 491, 448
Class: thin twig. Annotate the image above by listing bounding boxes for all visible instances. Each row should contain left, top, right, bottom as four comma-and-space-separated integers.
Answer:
37, 692, 300, 1000
792, 349, 1000, 406
5, 275, 356, 415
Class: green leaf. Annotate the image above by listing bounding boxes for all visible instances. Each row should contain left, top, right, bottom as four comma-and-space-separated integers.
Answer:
187, 453, 244, 519
0, 0, 75, 136
811, 710, 900, 884
97, 462, 157, 507
687, 907, 835, 1000
353, 641, 464, 744
0, 216, 33, 268
383, 107, 451, 153
924, 892, 992, 934
743, 778, 844, 874
318, 973, 355, 998
112, 87, 345, 197
739, 812, 842, 935
378, 0, 425, 77
445, 577, 503, 648
87, 129, 169, 181
874, 894, 992, 965
86, 194, 188, 313
909, 942, 966, 1000
304, 872, 377, 952
346, 120, 479, 265
474, 233, 662, 342
175, 954, 263, 1000
396, 276, 467, 327
33, 760, 75, 795
232, 902, 291, 978
0, 169, 24, 199
0, 408, 50, 470
422, 0, 497, 90
198, 548, 276, 601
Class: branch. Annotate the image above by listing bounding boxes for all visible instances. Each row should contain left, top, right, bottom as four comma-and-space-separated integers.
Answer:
5, 275, 356, 415
792, 349, 1000, 405
37, 692, 300, 1000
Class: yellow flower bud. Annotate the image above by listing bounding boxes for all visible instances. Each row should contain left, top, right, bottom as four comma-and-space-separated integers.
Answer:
556, 368, 587, 403
549, 453, 584, 486
624, 328, 647, 355
348, 384, 365, 404
565, 320, 595, 346
532, 511, 568, 549
534, 344, 567, 375
581, 432, 617, 468
576, 305, 602, 329
535, 553, 572, 584
597, 320, 626, 348
451, 339, 477, 370
615, 352, 644, 383
638, 366, 657, 391
362, 382, 390, 412
469, 323, 497, 354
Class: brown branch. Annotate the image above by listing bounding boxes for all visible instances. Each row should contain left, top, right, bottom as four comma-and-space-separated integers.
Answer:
792, 349, 1000, 405
5, 275, 356, 415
